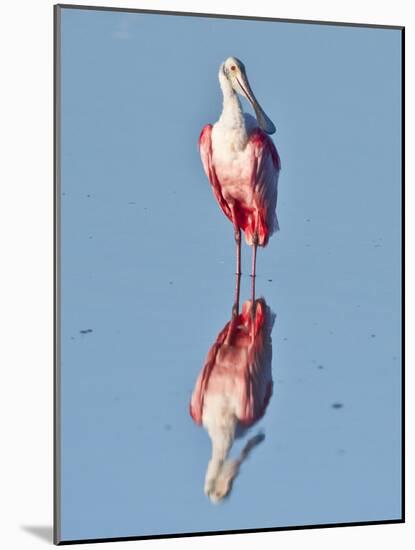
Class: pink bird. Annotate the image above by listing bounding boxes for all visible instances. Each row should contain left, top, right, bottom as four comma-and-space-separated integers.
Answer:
199, 56, 281, 278
189, 285, 275, 502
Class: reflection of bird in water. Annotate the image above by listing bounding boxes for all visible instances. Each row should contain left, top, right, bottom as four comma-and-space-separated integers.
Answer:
189, 277, 275, 502
199, 56, 281, 278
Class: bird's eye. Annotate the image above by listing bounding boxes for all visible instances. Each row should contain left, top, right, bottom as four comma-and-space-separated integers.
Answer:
231, 65, 236, 71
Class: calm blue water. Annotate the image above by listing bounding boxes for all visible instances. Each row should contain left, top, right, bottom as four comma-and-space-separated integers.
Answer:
59, 7, 402, 541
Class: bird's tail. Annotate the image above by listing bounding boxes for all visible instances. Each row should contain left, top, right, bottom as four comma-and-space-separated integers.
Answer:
244, 212, 279, 247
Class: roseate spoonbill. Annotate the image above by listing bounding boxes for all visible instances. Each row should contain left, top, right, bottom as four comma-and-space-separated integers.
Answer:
189, 286, 275, 502
199, 56, 281, 277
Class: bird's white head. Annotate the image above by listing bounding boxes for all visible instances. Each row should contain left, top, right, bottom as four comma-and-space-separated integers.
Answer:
219, 56, 276, 135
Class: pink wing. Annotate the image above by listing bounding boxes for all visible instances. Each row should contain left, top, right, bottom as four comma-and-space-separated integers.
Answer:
198, 125, 232, 222
239, 299, 274, 425
189, 299, 275, 427
189, 323, 230, 425
247, 129, 281, 246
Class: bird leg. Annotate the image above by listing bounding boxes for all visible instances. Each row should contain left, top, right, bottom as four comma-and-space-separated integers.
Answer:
229, 203, 241, 276
251, 234, 258, 308
251, 233, 258, 279
226, 273, 241, 345
235, 229, 241, 276
232, 272, 241, 317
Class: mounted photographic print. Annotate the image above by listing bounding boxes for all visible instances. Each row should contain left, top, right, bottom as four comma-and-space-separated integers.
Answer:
54, 4, 404, 545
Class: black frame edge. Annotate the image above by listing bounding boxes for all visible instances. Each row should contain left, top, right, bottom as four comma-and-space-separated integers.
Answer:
55, 3, 404, 30
401, 25, 405, 524
53, 3, 62, 546
58, 519, 404, 545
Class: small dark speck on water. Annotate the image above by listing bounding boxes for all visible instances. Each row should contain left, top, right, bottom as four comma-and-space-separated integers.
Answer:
86, 194, 91, 198
318, 365, 324, 370
306, 218, 311, 222
332, 403, 343, 409
88, 236, 93, 239
80, 329, 93, 334
268, 279, 273, 282
169, 281, 173, 285
164, 424, 172, 431
128, 201, 136, 205
283, 337, 288, 341
70, 336, 75, 340
143, 207, 148, 211
305, 244, 311, 247
370, 334, 376, 338
337, 449, 346, 456
62, 192, 66, 196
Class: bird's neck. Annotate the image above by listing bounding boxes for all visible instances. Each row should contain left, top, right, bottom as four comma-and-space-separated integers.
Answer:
205, 414, 237, 483
213, 418, 236, 456
219, 92, 245, 128
218, 78, 248, 147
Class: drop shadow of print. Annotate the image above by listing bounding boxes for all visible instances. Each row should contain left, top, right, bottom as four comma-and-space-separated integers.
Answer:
21, 525, 53, 543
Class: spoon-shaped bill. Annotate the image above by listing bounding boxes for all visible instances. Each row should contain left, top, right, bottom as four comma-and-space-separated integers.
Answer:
235, 71, 276, 135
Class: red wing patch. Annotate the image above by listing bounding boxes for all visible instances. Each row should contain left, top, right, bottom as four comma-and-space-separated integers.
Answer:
198, 124, 232, 222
